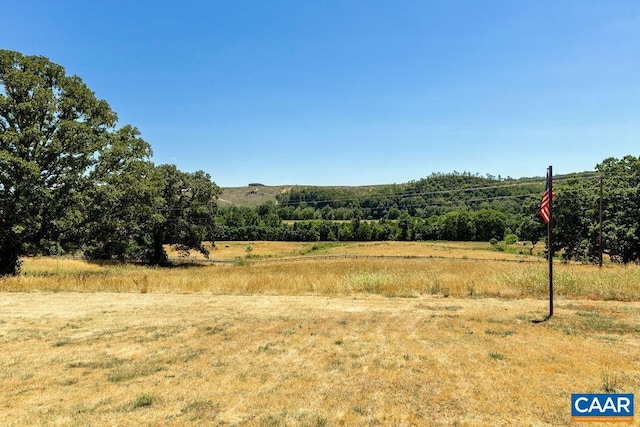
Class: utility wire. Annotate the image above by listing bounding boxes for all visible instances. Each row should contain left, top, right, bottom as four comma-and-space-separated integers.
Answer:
275, 173, 607, 207
210, 172, 637, 213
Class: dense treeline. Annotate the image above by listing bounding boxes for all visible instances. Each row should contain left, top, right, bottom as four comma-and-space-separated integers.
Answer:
213, 161, 640, 266
214, 208, 512, 243
213, 173, 546, 244
277, 173, 539, 219
2, 50, 640, 276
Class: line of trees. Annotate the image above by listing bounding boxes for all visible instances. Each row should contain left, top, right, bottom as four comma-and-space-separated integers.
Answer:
213, 161, 640, 265
213, 173, 550, 245
214, 206, 517, 243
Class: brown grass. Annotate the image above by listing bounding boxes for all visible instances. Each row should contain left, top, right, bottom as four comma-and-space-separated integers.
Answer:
7, 249, 640, 301
1, 294, 638, 426
2, 242, 639, 425
165, 240, 544, 262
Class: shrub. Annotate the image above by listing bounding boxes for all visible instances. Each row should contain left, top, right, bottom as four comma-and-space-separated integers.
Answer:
504, 234, 518, 245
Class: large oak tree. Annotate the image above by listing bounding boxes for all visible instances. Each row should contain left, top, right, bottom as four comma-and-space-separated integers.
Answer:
0, 49, 127, 275
0, 50, 220, 275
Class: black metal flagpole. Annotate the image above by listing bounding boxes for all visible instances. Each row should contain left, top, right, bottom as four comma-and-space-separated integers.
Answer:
547, 166, 553, 318
534, 166, 554, 324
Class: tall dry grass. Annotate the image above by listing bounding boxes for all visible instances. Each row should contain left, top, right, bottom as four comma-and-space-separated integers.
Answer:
6, 252, 640, 301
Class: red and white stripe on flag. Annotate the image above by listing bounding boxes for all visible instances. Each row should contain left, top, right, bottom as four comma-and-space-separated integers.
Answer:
540, 172, 552, 223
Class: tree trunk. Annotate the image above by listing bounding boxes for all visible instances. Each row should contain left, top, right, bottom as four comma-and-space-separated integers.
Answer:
151, 227, 169, 266
0, 234, 21, 276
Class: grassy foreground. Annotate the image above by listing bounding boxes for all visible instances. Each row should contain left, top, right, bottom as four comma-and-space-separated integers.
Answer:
1, 294, 639, 426
1, 242, 639, 426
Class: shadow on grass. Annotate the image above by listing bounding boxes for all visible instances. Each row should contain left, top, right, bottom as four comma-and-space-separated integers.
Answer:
532, 314, 553, 324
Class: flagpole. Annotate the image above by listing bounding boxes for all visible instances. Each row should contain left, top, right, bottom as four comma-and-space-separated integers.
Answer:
547, 165, 553, 318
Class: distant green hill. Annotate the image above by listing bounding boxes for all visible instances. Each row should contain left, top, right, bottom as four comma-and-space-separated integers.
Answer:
213, 169, 635, 260
217, 171, 597, 218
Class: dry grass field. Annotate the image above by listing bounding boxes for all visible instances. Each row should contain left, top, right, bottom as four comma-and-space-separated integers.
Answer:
164, 241, 544, 262
1, 242, 639, 426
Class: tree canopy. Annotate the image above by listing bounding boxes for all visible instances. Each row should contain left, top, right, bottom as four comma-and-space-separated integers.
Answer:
0, 50, 219, 275
1, 50, 121, 274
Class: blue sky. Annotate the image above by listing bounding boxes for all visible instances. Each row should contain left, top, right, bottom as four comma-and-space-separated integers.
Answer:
3, 1, 640, 186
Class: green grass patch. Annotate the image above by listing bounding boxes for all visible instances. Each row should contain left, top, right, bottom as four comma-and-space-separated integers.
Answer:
131, 392, 155, 409
299, 242, 341, 255
489, 352, 505, 360
557, 311, 640, 335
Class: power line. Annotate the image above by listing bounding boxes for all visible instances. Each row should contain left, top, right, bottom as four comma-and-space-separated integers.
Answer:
274, 174, 605, 208
211, 171, 637, 213
278, 182, 542, 207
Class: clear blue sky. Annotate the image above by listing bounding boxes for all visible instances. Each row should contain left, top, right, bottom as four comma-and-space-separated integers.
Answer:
3, 1, 640, 186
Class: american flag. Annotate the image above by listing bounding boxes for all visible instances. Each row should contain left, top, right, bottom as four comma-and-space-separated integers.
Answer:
540, 171, 552, 224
